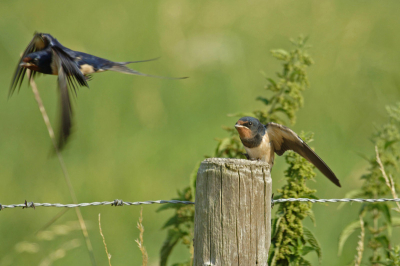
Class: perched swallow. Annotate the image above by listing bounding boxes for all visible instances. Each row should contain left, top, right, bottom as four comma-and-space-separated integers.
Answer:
10, 32, 187, 150
235, 116, 341, 187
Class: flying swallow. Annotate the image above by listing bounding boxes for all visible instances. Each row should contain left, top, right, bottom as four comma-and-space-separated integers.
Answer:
235, 116, 341, 187
10, 32, 187, 150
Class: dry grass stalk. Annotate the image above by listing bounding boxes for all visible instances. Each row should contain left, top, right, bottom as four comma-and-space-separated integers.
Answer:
375, 146, 400, 212
29, 73, 96, 266
135, 207, 148, 266
354, 216, 365, 266
98, 214, 112, 266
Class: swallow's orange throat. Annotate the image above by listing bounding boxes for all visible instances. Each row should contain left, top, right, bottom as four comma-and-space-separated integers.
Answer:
235, 125, 252, 139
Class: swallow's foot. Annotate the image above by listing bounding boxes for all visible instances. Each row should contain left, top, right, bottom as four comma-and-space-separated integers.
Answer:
85, 75, 93, 81
242, 153, 250, 160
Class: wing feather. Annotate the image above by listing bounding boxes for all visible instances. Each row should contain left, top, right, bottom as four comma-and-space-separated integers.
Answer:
51, 46, 88, 149
51, 46, 88, 95
266, 122, 341, 187
9, 32, 48, 96
52, 51, 73, 150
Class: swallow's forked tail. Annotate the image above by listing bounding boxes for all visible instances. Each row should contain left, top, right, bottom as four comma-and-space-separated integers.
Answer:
109, 62, 188, 80
119, 57, 160, 65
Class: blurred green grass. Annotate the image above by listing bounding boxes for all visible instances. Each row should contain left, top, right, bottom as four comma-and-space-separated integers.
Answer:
1, 0, 400, 265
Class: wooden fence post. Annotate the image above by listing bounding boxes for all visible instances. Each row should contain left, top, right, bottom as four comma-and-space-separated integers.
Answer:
193, 158, 272, 266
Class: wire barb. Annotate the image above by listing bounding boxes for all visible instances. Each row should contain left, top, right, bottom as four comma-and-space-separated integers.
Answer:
22, 200, 35, 210
111, 199, 124, 206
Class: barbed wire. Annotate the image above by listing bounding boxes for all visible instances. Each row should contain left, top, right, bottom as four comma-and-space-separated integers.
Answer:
0, 199, 194, 210
272, 198, 400, 203
1, 198, 400, 211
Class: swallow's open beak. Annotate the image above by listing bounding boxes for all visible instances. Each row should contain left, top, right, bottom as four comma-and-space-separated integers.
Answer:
235, 120, 247, 129
20, 56, 35, 68
234, 123, 242, 128
235, 120, 252, 139
19, 62, 39, 72
19, 62, 30, 68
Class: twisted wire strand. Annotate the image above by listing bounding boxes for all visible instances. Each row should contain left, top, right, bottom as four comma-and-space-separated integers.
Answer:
0, 200, 194, 210
272, 198, 400, 203
2, 198, 400, 210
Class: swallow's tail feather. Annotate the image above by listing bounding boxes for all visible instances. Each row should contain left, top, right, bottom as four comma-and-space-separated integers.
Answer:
118, 57, 160, 65
108, 64, 187, 80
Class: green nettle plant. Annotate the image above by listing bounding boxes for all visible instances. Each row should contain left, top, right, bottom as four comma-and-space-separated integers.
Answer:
159, 36, 322, 266
268, 133, 321, 266
338, 103, 400, 266
383, 245, 400, 266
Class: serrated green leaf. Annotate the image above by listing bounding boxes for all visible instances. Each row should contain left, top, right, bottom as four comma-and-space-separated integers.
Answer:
273, 107, 291, 118
308, 194, 319, 200
385, 140, 398, 149
160, 229, 184, 266
256, 96, 270, 105
267, 78, 277, 88
303, 227, 322, 263
338, 220, 361, 255
307, 209, 316, 226
377, 203, 392, 225
298, 257, 312, 266
271, 218, 278, 238
161, 215, 180, 229
215, 137, 231, 153
271, 49, 290, 60
302, 246, 317, 256
375, 235, 390, 253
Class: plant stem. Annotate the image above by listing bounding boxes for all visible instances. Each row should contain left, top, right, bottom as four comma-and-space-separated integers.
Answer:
29, 76, 97, 266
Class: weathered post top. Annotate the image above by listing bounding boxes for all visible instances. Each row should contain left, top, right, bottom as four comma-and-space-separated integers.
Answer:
194, 158, 272, 266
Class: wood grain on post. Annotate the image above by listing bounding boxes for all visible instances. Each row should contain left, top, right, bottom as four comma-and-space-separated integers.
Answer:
193, 158, 272, 266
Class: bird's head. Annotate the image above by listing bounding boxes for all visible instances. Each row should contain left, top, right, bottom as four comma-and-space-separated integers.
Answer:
20, 51, 53, 74
235, 116, 265, 140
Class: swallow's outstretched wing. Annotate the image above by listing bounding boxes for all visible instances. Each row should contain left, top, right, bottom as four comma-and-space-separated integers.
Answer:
53, 52, 72, 150
52, 46, 88, 94
9, 32, 50, 96
266, 122, 341, 187
51, 47, 88, 149
10, 32, 88, 96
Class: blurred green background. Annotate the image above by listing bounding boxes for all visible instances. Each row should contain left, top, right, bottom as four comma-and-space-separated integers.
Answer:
1, 0, 400, 265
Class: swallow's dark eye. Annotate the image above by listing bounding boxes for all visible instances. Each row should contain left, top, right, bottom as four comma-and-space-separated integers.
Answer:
249, 122, 252, 126
33, 58, 39, 64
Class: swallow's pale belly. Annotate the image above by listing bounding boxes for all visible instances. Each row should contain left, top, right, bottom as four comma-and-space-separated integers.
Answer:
243, 136, 275, 166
